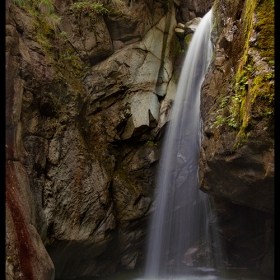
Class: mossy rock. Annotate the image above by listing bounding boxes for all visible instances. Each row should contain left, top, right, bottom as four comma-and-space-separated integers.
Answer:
184, 33, 193, 51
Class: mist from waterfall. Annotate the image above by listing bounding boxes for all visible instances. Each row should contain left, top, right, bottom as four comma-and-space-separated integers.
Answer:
144, 8, 221, 279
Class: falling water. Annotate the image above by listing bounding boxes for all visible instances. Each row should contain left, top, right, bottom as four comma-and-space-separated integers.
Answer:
144, 8, 218, 279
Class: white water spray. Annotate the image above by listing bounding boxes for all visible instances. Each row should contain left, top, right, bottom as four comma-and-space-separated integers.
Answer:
144, 9, 219, 279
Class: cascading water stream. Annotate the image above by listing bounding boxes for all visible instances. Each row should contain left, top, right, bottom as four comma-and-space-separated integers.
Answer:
144, 8, 220, 279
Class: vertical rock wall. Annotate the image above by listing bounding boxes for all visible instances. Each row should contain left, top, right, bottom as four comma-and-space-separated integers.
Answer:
5, 0, 274, 279
199, 0, 274, 275
5, 0, 181, 278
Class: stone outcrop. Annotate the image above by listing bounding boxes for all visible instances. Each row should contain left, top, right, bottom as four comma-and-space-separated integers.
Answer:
6, 0, 179, 278
199, 0, 274, 275
6, 0, 274, 279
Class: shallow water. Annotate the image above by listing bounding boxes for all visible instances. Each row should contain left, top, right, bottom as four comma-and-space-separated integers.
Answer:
66, 267, 273, 280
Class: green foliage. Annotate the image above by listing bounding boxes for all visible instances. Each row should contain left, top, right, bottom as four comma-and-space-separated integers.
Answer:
69, 1, 109, 19
38, 0, 54, 14
34, 14, 62, 54
211, 0, 274, 149
145, 140, 157, 147
12, 0, 66, 57
211, 90, 242, 130
254, 0, 274, 62
12, 0, 26, 7
11, 0, 93, 98
37, 32, 52, 50
263, 108, 272, 117
212, 115, 227, 128
244, 64, 253, 73
235, 74, 248, 92
228, 94, 242, 128
59, 31, 69, 43
211, 95, 228, 129
220, 96, 229, 108
106, 0, 133, 19
264, 73, 273, 80
59, 48, 84, 77
12, 0, 56, 15
11, 0, 85, 79
184, 34, 193, 51
251, 73, 274, 103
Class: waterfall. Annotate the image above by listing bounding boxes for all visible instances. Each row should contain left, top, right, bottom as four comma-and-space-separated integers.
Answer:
144, 8, 219, 279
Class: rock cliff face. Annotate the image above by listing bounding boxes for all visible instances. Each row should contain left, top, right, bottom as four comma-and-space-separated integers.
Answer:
5, 0, 274, 279
199, 0, 274, 274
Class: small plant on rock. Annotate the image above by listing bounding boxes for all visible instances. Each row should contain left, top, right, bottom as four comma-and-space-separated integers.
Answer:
68, 1, 109, 20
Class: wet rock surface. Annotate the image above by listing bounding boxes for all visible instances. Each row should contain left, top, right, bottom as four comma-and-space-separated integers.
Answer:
6, 0, 273, 278
199, 0, 274, 275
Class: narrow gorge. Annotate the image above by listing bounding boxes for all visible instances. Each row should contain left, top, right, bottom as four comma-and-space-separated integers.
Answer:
6, 0, 274, 279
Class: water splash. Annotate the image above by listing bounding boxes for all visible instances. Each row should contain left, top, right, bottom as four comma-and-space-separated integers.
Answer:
144, 9, 221, 279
